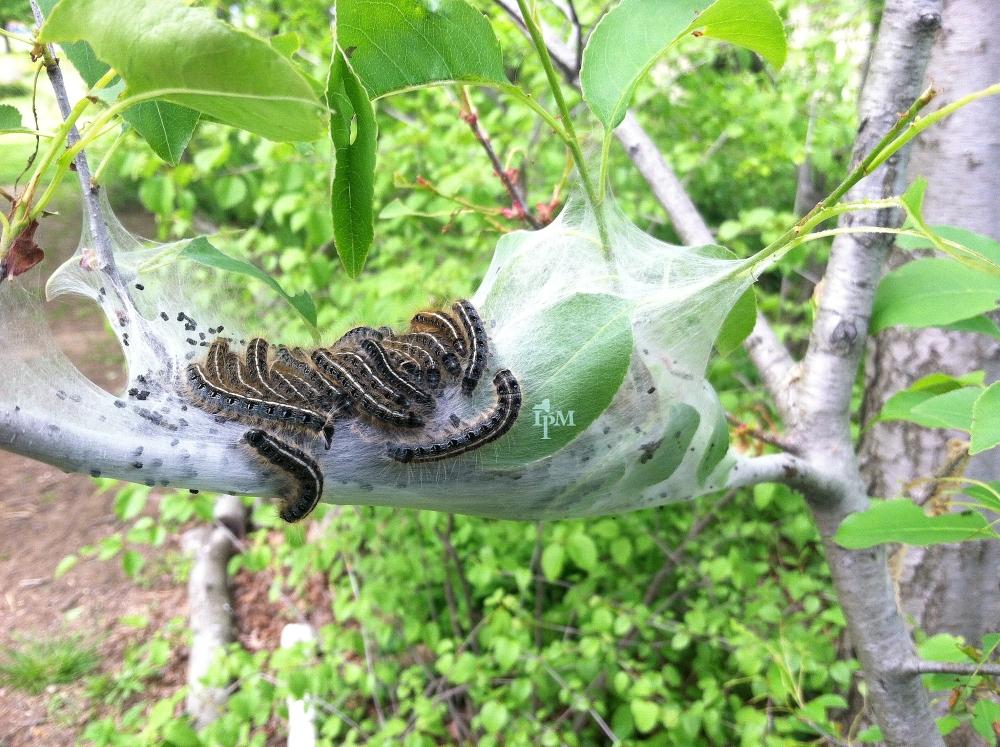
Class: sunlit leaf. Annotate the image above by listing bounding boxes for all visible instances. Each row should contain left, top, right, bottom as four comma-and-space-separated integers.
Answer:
40, 0, 324, 141
327, 47, 377, 278
336, 0, 506, 99
834, 499, 995, 549
908, 386, 981, 431
970, 381, 1000, 455
871, 259, 1000, 332
581, 0, 787, 129
0, 104, 22, 131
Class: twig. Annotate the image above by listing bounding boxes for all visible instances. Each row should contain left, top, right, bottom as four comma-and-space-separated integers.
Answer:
900, 660, 1000, 677
436, 514, 481, 650
28, 0, 117, 278
726, 413, 801, 454
457, 87, 541, 229
343, 556, 386, 727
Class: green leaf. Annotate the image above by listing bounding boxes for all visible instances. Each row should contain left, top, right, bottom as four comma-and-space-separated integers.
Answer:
715, 285, 756, 356
621, 403, 700, 493
970, 381, 1000, 454
630, 698, 659, 734
909, 386, 981, 431
114, 487, 148, 521
270, 30, 302, 59
581, 0, 786, 129
963, 483, 1000, 513
696, 402, 730, 484
121, 549, 144, 578
479, 701, 509, 733
327, 47, 377, 278
0, 104, 22, 131
40, 0, 324, 141
833, 499, 995, 549
871, 258, 1000, 332
481, 294, 633, 466
567, 533, 598, 572
181, 237, 317, 328
898, 224, 1000, 265
899, 180, 1000, 275
941, 315, 1000, 340
213, 176, 248, 210
54, 554, 78, 579
972, 699, 1000, 741
122, 102, 199, 166
541, 544, 565, 581
873, 372, 984, 425
336, 0, 506, 99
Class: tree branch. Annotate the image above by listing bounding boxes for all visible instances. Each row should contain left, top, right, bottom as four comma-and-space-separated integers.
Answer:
29, 0, 117, 279
900, 660, 1000, 678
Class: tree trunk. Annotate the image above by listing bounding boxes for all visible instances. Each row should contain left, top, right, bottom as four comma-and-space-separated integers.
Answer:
859, 0, 1000, 645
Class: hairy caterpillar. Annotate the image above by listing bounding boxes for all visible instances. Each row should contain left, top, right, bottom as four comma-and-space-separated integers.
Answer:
181, 299, 521, 521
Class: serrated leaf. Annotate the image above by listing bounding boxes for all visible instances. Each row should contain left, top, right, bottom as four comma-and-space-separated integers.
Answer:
181, 237, 317, 328
336, 0, 506, 99
327, 47, 377, 278
40, 0, 324, 141
122, 101, 199, 165
834, 499, 995, 549
0, 104, 22, 131
581, 0, 786, 129
871, 258, 1000, 332
970, 381, 1000, 454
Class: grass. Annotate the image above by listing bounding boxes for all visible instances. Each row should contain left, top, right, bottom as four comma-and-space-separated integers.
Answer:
0, 636, 101, 695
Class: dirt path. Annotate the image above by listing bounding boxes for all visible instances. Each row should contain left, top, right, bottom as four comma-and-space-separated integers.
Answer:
0, 206, 187, 745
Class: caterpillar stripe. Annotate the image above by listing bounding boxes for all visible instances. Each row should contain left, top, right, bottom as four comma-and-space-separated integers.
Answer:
244, 430, 323, 522
454, 300, 488, 395
412, 311, 466, 355
246, 337, 289, 401
186, 364, 328, 432
398, 332, 462, 377
332, 350, 410, 407
359, 339, 433, 405
381, 339, 440, 387
311, 350, 422, 428
387, 369, 521, 463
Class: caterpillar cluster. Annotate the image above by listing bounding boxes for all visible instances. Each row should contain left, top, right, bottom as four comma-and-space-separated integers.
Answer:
182, 299, 521, 522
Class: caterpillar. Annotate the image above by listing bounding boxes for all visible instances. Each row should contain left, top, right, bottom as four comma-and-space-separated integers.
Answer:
244, 430, 323, 522
386, 369, 521, 463
181, 298, 519, 521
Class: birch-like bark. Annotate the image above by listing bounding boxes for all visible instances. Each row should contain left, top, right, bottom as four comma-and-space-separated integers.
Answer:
793, 0, 944, 742
860, 0, 1000, 648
